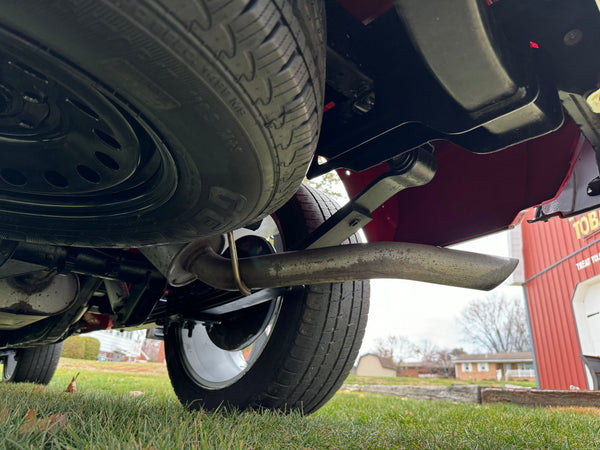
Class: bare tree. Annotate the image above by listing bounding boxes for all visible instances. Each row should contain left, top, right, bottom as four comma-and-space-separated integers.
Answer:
458, 291, 532, 353
372, 335, 416, 363
414, 339, 439, 362
429, 348, 467, 377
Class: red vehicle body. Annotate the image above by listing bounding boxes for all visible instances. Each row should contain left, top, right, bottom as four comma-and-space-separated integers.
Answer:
332, 0, 594, 248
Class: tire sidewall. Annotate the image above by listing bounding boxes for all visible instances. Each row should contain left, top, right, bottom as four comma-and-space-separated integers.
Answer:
2, 342, 63, 384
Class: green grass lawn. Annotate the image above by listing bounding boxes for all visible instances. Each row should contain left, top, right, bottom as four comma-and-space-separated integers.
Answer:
0, 359, 595, 448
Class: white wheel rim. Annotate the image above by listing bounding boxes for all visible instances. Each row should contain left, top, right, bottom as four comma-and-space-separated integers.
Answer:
179, 217, 283, 389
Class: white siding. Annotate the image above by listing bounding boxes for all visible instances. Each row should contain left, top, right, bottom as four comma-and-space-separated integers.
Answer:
88, 329, 146, 357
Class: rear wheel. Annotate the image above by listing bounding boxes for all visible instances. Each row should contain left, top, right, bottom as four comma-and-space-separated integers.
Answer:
165, 185, 370, 413
2, 342, 63, 384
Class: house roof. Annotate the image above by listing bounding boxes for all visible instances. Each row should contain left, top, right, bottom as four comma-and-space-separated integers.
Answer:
400, 361, 425, 368
454, 352, 533, 363
379, 356, 397, 371
400, 360, 451, 369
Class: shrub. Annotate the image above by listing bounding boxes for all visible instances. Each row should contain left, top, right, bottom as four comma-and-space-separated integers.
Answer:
62, 336, 100, 360
81, 336, 101, 360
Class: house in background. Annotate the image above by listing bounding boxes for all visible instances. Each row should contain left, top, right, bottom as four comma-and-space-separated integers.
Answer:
399, 361, 455, 378
356, 354, 457, 378
356, 354, 398, 377
88, 329, 147, 361
398, 361, 420, 378
454, 352, 535, 381
142, 338, 166, 363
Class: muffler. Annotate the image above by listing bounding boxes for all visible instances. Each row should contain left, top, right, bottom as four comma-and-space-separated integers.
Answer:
178, 241, 518, 292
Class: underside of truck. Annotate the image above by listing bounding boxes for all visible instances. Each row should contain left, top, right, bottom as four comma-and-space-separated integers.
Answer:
0, 0, 598, 413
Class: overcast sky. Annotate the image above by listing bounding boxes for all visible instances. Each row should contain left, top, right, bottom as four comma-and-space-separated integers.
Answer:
358, 230, 525, 356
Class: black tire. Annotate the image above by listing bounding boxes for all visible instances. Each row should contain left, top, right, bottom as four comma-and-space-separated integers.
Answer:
0, 0, 325, 246
2, 342, 63, 384
165, 184, 370, 413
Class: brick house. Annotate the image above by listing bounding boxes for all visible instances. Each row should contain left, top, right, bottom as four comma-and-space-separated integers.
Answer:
398, 361, 419, 378
454, 352, 535, 381
399, 361, 455, 378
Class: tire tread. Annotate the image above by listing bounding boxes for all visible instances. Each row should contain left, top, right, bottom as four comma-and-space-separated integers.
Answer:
6, 342, 63, 385
162, 0, 325, 214
262, 184, 369, 413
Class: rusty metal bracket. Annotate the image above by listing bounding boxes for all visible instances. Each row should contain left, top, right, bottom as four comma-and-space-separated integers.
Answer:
298, 147, 437, 250
227, 232, 251, 296
529, 135, 600, 223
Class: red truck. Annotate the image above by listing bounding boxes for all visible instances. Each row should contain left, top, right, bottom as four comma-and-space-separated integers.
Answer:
0, 0, 596, 413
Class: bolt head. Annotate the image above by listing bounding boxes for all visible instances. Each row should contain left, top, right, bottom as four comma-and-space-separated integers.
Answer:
563, 29, 583, 46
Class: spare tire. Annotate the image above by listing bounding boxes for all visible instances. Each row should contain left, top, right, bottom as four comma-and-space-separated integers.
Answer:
0, 0, 325, 246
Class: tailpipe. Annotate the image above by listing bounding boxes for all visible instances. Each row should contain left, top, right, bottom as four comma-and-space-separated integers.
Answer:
180, 242, 518, 292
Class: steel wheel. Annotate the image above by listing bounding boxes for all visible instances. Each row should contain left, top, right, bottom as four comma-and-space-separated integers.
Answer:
177, 217, 283, 389
2, 351, 16, 381
0, 32, 177, 220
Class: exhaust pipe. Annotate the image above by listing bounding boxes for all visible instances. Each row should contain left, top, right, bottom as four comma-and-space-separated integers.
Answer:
180, 241, 518, 292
